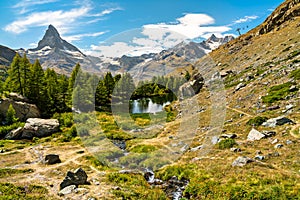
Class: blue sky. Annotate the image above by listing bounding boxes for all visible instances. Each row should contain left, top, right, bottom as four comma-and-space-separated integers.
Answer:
0, 0, 284, 56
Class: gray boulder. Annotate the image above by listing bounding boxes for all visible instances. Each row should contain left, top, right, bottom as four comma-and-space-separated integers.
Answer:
232, 156, 253, 167
44, 154, 61, 165
7, 93, 30, 103
58, 185, 76, 196
211, 136, 220, 145
274, 144, 283, 149
254, 155, 265, 160
60, 168, 88, 190
262, 116, 295, 127
190, 145, 203, 152
247, 128, 265, 141
21, 118, 60, 139
230, 148, 241, 152
235, 83, 246, 91
0, 94, 40, 121
5, 127, 23, 140
179, 73, 204, 98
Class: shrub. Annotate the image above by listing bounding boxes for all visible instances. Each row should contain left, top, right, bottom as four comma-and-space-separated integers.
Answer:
218, 138, 237, 149
52, 112, 73, 128
246, 116, 268, 126
164, 105, 177, 122
156, 164, 196, 181
262, 82, 298, 103
6, 104, 18, 125
0, 122, 24, 138
130, 144, 157, 153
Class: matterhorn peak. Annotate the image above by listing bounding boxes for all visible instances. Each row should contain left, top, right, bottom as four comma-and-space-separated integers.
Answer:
30, 24, 81, 53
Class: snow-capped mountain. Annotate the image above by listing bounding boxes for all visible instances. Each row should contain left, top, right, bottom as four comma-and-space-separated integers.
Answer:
15, 25, 233, 78
98, 34, 234, 80
18, 25, 99, 74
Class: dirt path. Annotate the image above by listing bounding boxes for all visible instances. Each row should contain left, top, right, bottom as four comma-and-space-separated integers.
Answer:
226, 106, 254, 117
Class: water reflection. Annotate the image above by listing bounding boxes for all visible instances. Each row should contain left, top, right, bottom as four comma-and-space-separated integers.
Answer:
130, 94, 175, 114
130, 98, 170, 114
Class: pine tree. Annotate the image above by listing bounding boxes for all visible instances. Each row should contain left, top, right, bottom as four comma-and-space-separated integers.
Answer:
68, 63, 81, 106
42, 68, 59, 116
114, 73, 135, 102
28, 59, 44, 103
68, 63, 81, 93
104, 72, 115, 96
6, 53, 23, 95
21, 53, 31, 97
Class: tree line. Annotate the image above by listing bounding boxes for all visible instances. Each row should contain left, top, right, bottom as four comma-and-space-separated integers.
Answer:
1, 53, 188, 117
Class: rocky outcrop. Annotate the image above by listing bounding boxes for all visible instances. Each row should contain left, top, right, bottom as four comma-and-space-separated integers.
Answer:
21, 118, 60, 139
257, 0, 300, 35
0, 45, 16, 66
179, 73, 204, 98
262, 116, 295, 127
60, 168, 89, 190
0, 93, 40, 121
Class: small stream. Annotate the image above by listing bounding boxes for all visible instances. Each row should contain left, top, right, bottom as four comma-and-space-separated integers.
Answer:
144, 169, 189, 200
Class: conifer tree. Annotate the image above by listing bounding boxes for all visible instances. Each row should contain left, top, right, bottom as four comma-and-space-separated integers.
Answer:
28, 59, 44, 103
6, 53, 23, 95
68, 63, 81, 106
21, 53, 31, 97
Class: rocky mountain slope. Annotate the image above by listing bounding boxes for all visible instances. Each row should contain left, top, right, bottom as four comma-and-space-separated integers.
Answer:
0, 45, 16, 66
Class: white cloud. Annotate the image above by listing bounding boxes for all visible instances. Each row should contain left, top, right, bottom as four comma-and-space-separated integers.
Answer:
89, 13, 232, 57
13, 0, 59, 8
90, 42, 141, 57
29, 42, 38, 47
91, 7, 123, 17
13, 0, 59, 14
5, 6, 91, 34
5, 2, 121, 35
177, 13, 215, 26
233, 15, 258, 24
64, 31, 107, 42
142, 13, 230, 39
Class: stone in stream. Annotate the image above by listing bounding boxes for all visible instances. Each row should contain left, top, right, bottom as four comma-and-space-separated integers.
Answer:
112, 140, 126, 150
143, 170, 189, 200
144, 170, 154, 183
